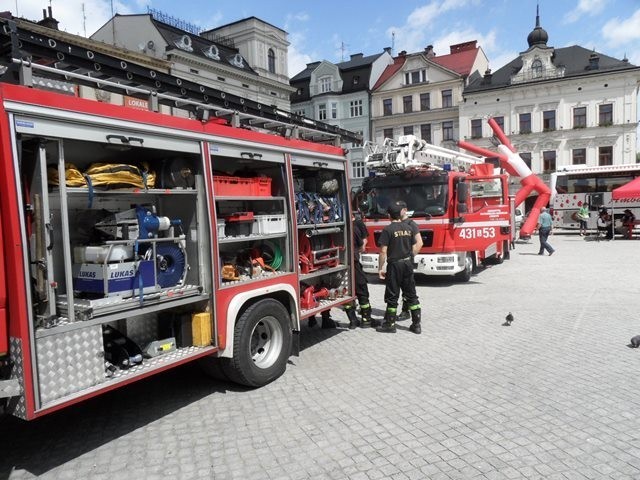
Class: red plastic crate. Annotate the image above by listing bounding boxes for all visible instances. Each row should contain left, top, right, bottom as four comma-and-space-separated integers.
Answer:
252, 177, 272, 196
213, 176, 253, 196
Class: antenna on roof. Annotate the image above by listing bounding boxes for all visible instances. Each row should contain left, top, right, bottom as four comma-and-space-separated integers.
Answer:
341, 41, 348, 62
391, 31, 395, 56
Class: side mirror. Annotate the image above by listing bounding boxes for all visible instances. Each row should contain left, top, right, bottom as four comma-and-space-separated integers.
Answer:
457, 182, 468, 214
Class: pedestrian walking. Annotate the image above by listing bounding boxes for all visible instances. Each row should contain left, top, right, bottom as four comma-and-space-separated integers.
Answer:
377, 200, 422, 334
345, 211, 374, 328
536, 206, 555, 256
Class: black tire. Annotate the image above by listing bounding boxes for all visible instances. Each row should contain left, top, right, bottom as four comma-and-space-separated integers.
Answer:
455, 253, 473, 282
222, 299, 292, 387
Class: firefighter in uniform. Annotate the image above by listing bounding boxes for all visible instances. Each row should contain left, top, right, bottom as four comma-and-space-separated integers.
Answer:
377, 200, 421, 334
345, 210, 373, 329
399, 209, 422, 320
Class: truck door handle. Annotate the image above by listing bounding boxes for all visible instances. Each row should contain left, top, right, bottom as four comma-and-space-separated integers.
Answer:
46, 223, 54, 251
106, 135, 144, 146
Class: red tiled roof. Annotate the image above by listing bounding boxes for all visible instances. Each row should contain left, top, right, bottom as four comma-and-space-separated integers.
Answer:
372, 56, 406, 90
430, 47, 479, 77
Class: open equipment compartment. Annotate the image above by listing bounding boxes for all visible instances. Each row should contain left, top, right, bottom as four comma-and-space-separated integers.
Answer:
15, 116, 215, 408
291, 153, 353, 318
210, 143, 293, 286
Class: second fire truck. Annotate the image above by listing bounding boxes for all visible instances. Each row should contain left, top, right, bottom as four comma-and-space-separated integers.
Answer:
358, 135, 514, 281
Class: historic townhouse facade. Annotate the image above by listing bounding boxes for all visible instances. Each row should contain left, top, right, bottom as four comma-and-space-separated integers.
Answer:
290, 50, 393, 188
460, 11, 640, 177
370, 41, 488, 149
92, 13, 294, 110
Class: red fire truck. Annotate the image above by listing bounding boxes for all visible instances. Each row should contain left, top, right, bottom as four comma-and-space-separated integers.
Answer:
0, 19, 357, 420
358, 136, 514, 281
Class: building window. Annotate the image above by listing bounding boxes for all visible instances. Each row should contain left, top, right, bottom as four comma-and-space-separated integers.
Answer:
543, 150, 556, 173
420, 93, 430, 111
599, 103, 613, 126
519, 113, 531, 134
493, 116, 505, 133
599, 146, 613, 165
403, 95, 413, 113
352, 130, 363, 148
331, 102, 337, 119
572, 148, 586, 165
405, 69, 426, 85
420, 124, 432, 143
318, 103, 327, 120
353, 76, 360, 85
442, 89, 453, 108
471, 119, 482, 139
403, 126, 413, 136
383, 128, 393, 139
531, 59, 543, 78
573, 107, 587, 128
350, 99, 363, 117
442, 121, 454, 141
294, 109, 305, 116
320, 76, 332, 93
519, 152, 532, 170
268, 48, 276, 74
352, 160, 366, 179
383, 98, 392, 116
543, 110, 556, 131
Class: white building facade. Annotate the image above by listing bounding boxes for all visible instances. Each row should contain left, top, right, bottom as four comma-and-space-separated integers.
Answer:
290, 51, 393, 189
460, 12, 640, 176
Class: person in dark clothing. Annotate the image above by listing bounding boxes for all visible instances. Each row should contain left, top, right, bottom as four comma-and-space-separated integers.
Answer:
377, 200, 422, 334
307, 310, 336, 329
345, 212, 374, 329
399, 210, 423, 321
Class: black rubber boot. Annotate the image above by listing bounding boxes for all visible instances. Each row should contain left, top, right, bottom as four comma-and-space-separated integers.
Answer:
321, 310, 337, 329
308, 315, 318, 328
377, 311, 397, 333
360, 305, 372, 328
346, 308, 360, 330
409, 308, 422, 334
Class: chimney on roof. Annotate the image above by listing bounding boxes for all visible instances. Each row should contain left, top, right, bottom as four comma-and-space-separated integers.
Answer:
588, 52, 600, 70
450, 40, 477, 54
483, 68, 493, 84
425, 45, 435, 58
383, 47, 392, 54
350, 53, 364, 60
38, 6, 59, 30
399, 50, 407, 57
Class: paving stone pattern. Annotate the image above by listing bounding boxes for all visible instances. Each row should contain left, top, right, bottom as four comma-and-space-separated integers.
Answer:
2, 233, 640, 479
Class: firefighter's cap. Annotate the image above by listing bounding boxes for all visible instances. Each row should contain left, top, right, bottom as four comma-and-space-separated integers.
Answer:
388, 200, 407, 216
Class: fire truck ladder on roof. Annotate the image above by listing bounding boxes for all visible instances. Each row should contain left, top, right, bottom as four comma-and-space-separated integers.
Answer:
364, 135, 483, 172
0, 18, 361, 145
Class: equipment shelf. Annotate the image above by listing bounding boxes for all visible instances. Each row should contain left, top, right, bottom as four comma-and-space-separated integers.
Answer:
218, 232, 287, 244
297, 221, 345, 229
60, 187, 198, 195
40, 291, 210, 338
299, 264, 348, 282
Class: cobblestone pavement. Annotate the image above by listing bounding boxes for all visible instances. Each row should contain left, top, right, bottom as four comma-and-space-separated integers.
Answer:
2, 233, 640, 479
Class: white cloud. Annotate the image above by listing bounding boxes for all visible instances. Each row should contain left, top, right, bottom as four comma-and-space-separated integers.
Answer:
288, 30, 316, 77
602, 9, 640, 47
564, 0, 608, 23
386, 0, 480, 54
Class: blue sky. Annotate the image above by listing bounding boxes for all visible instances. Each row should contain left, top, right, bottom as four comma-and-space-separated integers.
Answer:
13, 0, 640, 77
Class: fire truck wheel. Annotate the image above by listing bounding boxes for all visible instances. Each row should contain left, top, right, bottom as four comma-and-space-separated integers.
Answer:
222, 298, 292, 387
455, 253, 474, 282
